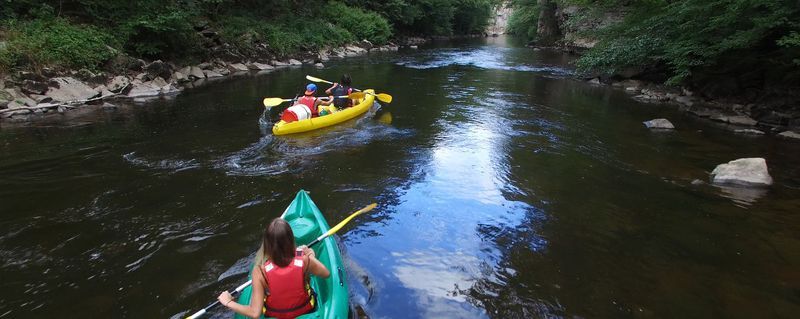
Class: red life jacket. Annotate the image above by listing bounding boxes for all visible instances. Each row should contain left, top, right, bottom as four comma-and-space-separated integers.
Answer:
262, 250, 314, 318
297, 96, 318, 117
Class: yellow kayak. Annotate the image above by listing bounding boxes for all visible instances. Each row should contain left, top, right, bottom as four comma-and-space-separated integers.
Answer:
272, 89, 376, 135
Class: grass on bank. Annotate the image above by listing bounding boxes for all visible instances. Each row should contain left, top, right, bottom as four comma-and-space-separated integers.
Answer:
0, 1, 395, 75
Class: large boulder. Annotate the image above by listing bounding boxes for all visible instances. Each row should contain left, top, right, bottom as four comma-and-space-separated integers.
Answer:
777, 131, 800, 140
710, 158, 773, 187
145, 60, 174, 80
126, 77, 178, 98
189, 66, 206, 80
21, 80, 49, 95
203, 69, 224, 78
46, 77, 99, 102
726, 115, 758, 126
228, 63, 249, 72
248, 62, 273, 70
171, 71, 189, 83
6, 88, 40, 107
106, 76, 131, 93
643, 118, 675, 129
288, 59, 302, 66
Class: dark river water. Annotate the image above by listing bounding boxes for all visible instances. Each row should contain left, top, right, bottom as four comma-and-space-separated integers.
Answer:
1, 37, 799, 318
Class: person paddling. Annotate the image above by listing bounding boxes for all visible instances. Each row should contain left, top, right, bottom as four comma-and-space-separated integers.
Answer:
325, 74, 354, 109
217, 218, 330, 319
298, 83, 333, 117
280, 83, 334, 122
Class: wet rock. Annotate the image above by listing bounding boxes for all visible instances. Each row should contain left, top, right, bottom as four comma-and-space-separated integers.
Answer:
171, 71, 189, 83
102, 102, 117, 109
777, 131, 800, 140
228, 63, 249, 72
94, 85, 115, 98
248, 62, 273, 70
189, 66, 206, 80
29, 94, 53, 104
360, 39, 373, 50
46, 77, 99, 103
203, 69, 224, 78
588, 77, 601, 84
4, 89, 37, 107
213, 68, 230, 76
643, 118, 675, 129
145, 60, 174, 80
197, 62, 213, 70
76, 68, 108, 85
22, 80, 49, 95
6, 101, 24, 109
318, 52, 330, 62
107, 76, 131, 93
734, 129, 765, 135
126, 77, 177, 98
345, 46, 366, 54
410, 45, 418, 49
713, 115, 758, 126
674, 96, 695, 107
288, 59, 302, 66
271, 60, 289, 67
314, 63, 324, 68
711, 158, 772, 187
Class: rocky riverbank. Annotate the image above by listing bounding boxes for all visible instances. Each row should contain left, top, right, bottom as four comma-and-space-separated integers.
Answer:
526, 3, 800, 140
584, 77, 800, 140
0, 40, 406, 122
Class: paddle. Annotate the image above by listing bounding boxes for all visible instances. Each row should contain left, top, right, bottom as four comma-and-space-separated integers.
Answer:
184, 203, 377, 319
305, 75, 393, 104
262, 93, 367, 109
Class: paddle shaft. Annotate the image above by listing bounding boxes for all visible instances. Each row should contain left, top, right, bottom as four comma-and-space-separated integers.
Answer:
184, 203, 376, 319
305, 75, 391, 103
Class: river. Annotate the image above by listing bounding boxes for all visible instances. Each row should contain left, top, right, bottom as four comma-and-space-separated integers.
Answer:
1, 37, 798, 318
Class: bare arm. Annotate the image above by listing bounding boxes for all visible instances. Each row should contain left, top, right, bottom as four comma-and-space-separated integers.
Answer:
325, 83, 338, 95
219, 266, 266, 318
301, 247, 330, 278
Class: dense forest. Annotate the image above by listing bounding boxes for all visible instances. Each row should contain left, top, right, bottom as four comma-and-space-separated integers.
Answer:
0, 0, 497, 73
508, 0, 800, 101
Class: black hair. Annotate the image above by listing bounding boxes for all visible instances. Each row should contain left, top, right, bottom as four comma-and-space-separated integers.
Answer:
340, 74, 352, 86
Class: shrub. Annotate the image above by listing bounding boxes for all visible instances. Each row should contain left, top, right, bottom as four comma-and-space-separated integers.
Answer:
1, 18, 116, 72
507, 0, 539, 39
219, 15, 354, 57
326, 1, 393, 44
119, 9, 201, 60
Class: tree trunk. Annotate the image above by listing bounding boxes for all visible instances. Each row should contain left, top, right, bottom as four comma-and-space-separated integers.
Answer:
537, 0, 561, 45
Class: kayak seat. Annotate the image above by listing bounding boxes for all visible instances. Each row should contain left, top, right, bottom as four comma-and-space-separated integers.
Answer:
288, 217, 320, 244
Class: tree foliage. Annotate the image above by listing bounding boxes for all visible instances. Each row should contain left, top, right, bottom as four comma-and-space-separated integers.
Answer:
345, 0, 496, 36
574, 0, 800, 84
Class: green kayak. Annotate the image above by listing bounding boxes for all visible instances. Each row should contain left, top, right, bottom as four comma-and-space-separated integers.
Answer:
234, 190, 349, 319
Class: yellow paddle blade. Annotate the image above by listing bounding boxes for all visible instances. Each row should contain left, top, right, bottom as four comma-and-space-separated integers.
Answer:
374, 93, 393, 103
305, 75, 333, 84
348, 92, 366, 100
323, 203, 377, 238
263, 97, 289, 108
377, 111, 393, 124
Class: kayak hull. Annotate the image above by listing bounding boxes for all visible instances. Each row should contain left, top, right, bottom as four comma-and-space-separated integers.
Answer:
272, 89, 376, 135
234, 191, 349, 319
